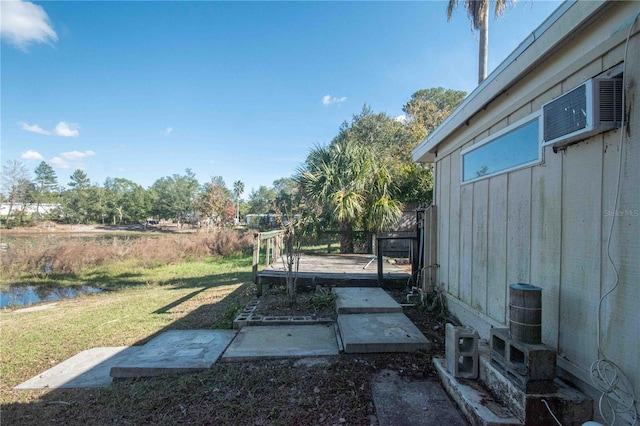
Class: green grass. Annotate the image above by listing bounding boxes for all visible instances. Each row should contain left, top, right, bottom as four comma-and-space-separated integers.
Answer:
0, 253, 252, 291
309, 288, 338, 309
0, 255, 255, 404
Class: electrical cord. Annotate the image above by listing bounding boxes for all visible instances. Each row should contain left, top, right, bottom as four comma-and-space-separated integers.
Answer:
591, 12, 639, 426
542, 399, 564, 426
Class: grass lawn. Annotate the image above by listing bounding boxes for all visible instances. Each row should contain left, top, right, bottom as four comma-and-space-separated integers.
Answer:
1, 246, 443, 425
0, 256, 256, 412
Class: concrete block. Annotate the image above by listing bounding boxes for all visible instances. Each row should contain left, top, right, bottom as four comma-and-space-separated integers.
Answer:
434, 358, 523, 425
446, 323, 479, 379
233, 313, 251, 330
480, 345, 592, 425
490, 328, 557, 394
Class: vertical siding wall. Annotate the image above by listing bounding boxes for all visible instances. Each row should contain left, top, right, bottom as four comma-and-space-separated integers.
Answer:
434, 3, 639, 397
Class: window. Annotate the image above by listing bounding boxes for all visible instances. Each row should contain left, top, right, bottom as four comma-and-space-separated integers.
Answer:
461, 113, 542, 183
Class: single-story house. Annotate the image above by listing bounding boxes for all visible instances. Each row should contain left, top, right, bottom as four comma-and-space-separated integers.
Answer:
413, 1, 639, 422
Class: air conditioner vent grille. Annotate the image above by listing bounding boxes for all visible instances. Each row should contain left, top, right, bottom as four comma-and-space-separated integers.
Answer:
543, 84, 587, 142
598, 79, 623, 122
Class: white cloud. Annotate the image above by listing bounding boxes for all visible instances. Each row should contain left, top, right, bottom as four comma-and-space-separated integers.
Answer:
322, 94, 347, 106
0, 0, 57, 51
60, 150, 95, 160
21, 149, 44, 160
394, 114, 409, 124
20, 122, 51, 135
54, 121, 79, 137
164, 127, 174, 134
49, 157, 69, 169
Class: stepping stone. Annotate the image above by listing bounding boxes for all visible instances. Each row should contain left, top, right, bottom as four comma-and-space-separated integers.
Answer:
221, 324, 339, 361
372, 369, 468, 426
338, 313, 430, 353
334, 287, 402, 314
110, 329, 236, 378
14, 346, 142, 389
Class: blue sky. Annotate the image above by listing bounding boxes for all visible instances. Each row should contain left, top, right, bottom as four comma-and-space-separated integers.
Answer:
1, 0, 562, 197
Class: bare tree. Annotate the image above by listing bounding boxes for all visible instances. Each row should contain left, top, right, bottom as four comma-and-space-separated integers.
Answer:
1, 160, 30, 222
277, 197, 304, 305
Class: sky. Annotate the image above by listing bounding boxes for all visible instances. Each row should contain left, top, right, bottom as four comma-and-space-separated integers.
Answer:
1, 0, 563, 197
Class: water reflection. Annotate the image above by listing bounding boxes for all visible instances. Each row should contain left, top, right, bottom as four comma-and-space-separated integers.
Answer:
0, 285, 102, 309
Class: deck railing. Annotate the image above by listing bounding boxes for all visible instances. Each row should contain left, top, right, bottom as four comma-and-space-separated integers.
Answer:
251, 230, 285, 284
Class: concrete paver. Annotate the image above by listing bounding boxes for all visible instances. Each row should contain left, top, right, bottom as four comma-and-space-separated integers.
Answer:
110, 329, 237, 378
221, 324, 339, 361
338, 312, 431, 353
372, 369, 469, 426
14, 346, 142, 389
334, 287, 402, 314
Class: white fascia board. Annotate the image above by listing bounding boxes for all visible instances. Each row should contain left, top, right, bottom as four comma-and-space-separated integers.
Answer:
412, 0, 608, 164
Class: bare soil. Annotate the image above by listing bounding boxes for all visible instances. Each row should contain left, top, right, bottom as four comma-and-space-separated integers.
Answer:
3, 284, 449, 425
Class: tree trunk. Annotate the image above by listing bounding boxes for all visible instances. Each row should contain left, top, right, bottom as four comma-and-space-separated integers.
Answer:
478, 6, 489, 84
6, 197, 15, 222
339, 221, 354, 254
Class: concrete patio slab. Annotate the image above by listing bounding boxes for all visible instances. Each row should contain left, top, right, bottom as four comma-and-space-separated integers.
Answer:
372, 369, 468, 426
110, 329, 236, 378
14, 346, 142, 389
221, 324, 339, 361
334, 287, 402, 314
338, 313, 430, 353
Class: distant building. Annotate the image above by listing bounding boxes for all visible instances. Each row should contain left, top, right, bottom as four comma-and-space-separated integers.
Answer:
0, 203, 61, 217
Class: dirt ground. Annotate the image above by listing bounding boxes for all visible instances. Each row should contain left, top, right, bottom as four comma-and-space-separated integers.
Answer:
3, 284, 452, 425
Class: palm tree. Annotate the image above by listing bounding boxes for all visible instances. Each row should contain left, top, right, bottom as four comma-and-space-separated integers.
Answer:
447, 0, 509, 84
299, 138, 402, 253
233, 180, 244, 224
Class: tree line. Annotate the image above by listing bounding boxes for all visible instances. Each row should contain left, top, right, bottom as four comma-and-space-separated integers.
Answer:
2, 87, 466, 236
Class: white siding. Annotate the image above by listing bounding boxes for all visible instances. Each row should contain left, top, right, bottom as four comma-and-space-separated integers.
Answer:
471, 179, 488, 313
486, 175, 508, 324
428, 0, 640, 402
530, 146, 562, 348
559, 139, 602, 369
448, 150, 461, 299
437, 156, 451, 294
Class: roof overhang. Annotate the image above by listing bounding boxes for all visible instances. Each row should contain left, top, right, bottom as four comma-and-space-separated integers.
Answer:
412, 0, 613, 164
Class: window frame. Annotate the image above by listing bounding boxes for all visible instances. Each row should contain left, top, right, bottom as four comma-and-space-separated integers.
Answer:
460, 111, 543, 184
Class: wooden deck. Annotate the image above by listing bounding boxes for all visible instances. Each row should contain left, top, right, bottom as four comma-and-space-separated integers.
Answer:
257, 254, 412, 292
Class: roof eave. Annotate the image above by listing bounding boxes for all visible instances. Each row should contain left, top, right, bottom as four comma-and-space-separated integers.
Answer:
412, 0, 580, 164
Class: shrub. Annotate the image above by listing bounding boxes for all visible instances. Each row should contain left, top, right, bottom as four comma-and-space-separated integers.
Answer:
0, 230, 254, 279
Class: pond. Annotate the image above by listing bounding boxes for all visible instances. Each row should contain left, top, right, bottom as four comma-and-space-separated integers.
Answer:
0, 230, 163, 309
0, 285, 103, 309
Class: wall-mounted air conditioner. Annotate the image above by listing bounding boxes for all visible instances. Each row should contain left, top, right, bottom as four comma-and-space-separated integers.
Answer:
542, 77, 623, 148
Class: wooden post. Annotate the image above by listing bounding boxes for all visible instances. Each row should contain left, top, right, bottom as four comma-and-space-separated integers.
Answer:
265, 238, 271, 266
252, 233, 260, 288
425, 205, 437, 294
273, 234, 280, 263
377, 238, 383, 286
411, 236, 418, 279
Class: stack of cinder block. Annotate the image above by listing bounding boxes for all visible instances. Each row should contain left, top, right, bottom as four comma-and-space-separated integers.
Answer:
487, 283, 558, 393
489, 328, 557, 393
445, 323, 479, 379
